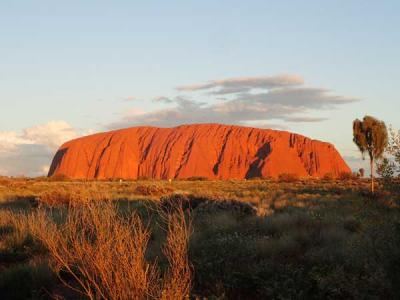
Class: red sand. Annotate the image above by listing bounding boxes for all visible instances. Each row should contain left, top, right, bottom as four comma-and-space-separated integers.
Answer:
48, 123, 351, 179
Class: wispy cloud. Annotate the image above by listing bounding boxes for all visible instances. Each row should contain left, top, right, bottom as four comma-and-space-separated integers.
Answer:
231, 88, 357, 110
283, 116, 329, 123
109, 74, 359, 129
176, 74, 304, 94
152, 96, 175, 104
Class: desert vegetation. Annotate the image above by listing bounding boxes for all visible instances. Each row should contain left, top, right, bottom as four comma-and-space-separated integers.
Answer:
353, 115, 388, 192
0, 176, 399, 299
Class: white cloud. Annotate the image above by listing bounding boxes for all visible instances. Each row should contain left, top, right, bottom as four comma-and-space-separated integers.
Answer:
21, 120, 79, 150
0, 131, 31, 152
0, 121, 83, 177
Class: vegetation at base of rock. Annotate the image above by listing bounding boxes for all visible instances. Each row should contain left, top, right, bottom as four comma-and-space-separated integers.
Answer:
277, 173, 300, 182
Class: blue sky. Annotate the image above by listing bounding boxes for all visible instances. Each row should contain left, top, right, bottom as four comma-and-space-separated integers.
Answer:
0, 1, 399, 176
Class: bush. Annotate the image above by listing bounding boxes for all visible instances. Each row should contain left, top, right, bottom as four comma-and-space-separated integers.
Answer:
195, 199, 257, 215
323, 173, 335, 180
278, 173, 300, 182
186, 176, 209, 181
189, 205, 400, 299
338, 172, 358, 181
387, 126, 400, 174
36, 190, 100, 207
30, 201, 192, 299
48, 173, 71, 181
0, 176, 11, 186
134, 184, 173, 196
0, 210, 44, 264
160, 194, 257, 215
377, 157, 396, 181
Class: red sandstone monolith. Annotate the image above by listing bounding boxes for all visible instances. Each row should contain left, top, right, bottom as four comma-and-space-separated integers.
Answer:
48, 124, 351, 179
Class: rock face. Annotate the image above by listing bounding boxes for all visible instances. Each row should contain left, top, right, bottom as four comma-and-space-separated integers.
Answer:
48, 124, 351, 179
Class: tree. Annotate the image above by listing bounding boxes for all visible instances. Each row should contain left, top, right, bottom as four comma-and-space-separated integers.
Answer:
387, 126, 400, 175
376, 126, 400, 193
353, 116, 388, 192
376, 157, 395, 181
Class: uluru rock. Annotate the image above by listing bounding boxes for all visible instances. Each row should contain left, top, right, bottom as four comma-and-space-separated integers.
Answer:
48, 123, 351, 179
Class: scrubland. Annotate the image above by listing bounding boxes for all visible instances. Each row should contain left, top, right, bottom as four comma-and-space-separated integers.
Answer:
0, 176, 399, 299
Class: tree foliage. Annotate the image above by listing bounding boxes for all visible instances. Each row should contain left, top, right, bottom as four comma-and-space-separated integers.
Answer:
377, 157, 395, 180
353, 116, 388, 192
376, 126, 400, 180
353, 116, 388, 161
387, 126, 400, 174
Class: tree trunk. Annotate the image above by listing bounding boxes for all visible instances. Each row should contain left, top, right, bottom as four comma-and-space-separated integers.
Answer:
370, 157, 374, 193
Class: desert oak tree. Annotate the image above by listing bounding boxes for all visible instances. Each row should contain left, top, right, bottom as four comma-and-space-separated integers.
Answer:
353, 116, 388, 193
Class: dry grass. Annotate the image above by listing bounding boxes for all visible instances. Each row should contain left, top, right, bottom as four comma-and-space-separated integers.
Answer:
28, 201, 191, 300
135, 184, 174, 196
0, 210, 32, 254
36, 189, 110, 207
0, 175, 374, 206
160, 206, 192, 299
277, 173, 300, 182
1, 177, 399, 299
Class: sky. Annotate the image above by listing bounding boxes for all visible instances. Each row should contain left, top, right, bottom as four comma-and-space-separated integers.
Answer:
0, 1, 399, 176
